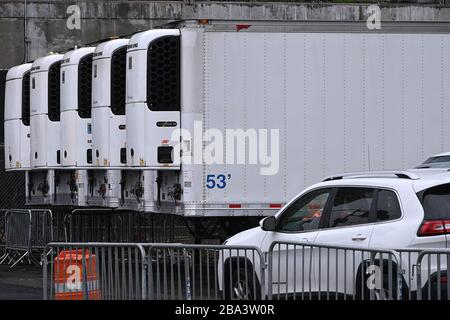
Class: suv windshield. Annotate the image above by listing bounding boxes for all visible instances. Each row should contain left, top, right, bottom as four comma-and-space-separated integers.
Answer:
419, 183, 450, 220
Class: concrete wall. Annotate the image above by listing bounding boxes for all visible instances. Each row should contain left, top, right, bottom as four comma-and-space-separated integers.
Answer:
0, 1, 449, 68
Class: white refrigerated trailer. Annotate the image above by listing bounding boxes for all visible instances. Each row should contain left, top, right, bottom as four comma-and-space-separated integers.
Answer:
123, 20, 450, 238
4, 20, 450, 241
121, 29, 181, 212
57, 47, 95, 206
27, 54, 63, 204
4, 63, 32, 171
87, 38, 129, 207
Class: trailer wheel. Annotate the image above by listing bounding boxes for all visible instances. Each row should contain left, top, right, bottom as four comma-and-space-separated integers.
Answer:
225, 266, 261, 300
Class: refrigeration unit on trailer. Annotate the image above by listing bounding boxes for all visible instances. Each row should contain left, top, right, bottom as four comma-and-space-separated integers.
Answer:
88, 38, 129, 207
143, 20, 450, 237
4, 63, 32, 171
28, 54, 63, 205
57, 47, 95, 206
121, 29, 181, 211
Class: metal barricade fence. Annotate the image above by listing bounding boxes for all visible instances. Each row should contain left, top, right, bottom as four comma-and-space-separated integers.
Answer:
31, 210, 53, 250
64, 209, 186, 243
0, 209, 53, 267
395, 248, 423, 300
0, 209, 8, 255
43, 243, 146, 300
51, 209, 67, 242
42, 242, 450, 300
268, 241, 403, 300
416, 249, 450, 301
64, 209, 130, 243
0, 209, 32, 267
43, 242, 266, 300
141, 244, 266, 300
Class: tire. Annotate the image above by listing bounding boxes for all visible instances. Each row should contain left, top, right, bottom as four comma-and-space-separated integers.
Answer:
224, 266, 261, 300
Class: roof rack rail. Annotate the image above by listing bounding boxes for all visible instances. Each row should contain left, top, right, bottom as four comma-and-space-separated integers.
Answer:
322, 171, 420, 182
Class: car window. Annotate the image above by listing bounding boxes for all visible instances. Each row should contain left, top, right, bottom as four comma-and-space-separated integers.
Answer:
327, 187, 375, 228
277, 188, 331, 232
420, 183, 450, 220
376, 189, 401, 221
423, 156, 450, 164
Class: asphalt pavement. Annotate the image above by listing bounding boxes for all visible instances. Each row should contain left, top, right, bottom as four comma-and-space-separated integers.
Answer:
0, 264, 42, 300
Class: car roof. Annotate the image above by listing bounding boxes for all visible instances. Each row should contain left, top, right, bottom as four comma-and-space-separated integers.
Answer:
415, 161, 450, 169
415, 152, 450, 169
308, 169, 450, 194
310, 178, 414, 191
428, 151, 450, 157
410, 169, 450, 192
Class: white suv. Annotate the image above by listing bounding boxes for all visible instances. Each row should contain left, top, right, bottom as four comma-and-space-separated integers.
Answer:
220, 170, 450, 299
416, 152, 450, 169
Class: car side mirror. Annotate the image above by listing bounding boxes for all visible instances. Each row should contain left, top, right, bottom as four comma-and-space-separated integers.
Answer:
260, 216, 276, 232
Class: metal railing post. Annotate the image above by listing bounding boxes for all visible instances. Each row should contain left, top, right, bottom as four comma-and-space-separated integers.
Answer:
138, 244, 147, 300
267, 244, 273, 300
43, 244, 49, 300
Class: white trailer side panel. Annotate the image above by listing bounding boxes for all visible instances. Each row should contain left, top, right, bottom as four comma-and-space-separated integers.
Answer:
423, 36, 446, 159
177, 29, 450, 215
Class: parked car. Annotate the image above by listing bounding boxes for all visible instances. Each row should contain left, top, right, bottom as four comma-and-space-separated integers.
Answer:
416, 152, 450, 169
219, 170, 450, 300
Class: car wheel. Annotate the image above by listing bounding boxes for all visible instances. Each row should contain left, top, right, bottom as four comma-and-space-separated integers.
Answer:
225, 266, 261, 300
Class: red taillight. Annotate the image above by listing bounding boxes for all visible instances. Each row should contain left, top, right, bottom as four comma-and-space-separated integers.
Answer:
236, 24, 251, 32
418, 220, 450, 236
441, 276, 448, 284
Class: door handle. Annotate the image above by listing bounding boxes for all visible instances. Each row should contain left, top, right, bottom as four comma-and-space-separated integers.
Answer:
351, 234, 367, 241
301, 238, 310, 243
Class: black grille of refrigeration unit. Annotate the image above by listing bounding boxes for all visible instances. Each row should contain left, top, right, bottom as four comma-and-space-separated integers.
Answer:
48, 61, 62, 122
21, 71, 30, 126
110, 45, 127, 115
78, 53, 93, 118
147, 35, 180, 112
